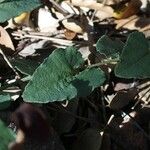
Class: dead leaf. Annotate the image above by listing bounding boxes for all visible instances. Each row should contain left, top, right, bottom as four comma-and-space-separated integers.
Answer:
71, 0, 106, 10
38, 7, 59, 33
62, 19, 83, 33
0, 26, 15, 50
115, 15, 150, 35
6, 12, 31, 29
95, 5, 114, 20
78, 46, 91, 60
113, 0, 142, 19
14, 12, 30, 26
64, 29, 77, 40
138, 81, 150, 104
61, 1, 79, 14
18, 40, 49, 57
114, 82, 138, 91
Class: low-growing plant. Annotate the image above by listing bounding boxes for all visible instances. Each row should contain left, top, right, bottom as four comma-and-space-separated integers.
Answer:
0, 0, 150, 148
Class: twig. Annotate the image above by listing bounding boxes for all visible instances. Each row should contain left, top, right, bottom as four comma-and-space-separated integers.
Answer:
26, 30, 64, 36
100, 114, 115, 137
59, 13, 74, 22
0, 48, 20, 78
49, 0, 69, 15
12, 31, 85, 46
90, 10, 97, 22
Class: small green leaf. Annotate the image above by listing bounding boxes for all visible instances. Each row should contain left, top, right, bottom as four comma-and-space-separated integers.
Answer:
0, 0, 41, 22
96, 35, 124, 58
22, 47, 105, 103
72, 68, 105, 97
115, 32, 150, 78
11, 58, 39, 76
0, 94, 11, 110
0, 119, 16, 150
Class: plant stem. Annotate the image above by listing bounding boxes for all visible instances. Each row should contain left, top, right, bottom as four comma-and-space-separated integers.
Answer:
0, 48, 20, 78
49, 0, 69, 15
87, 58, 119, 68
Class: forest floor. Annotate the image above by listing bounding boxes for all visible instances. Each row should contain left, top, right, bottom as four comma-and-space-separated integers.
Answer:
0, 0, 150, 150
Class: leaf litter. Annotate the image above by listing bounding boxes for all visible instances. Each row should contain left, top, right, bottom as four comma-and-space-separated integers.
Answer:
0, 0, 150, 150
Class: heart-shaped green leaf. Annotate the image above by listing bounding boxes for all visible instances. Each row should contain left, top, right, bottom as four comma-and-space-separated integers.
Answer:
96, 35, 124, 58
115, 32, 150, 78
0, 0, 41, 22
22, 47, 105, 103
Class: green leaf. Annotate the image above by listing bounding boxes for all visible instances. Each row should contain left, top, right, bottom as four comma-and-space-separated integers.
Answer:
115, 32, 150, 78
72, 68, 105, 97
96, 35, 124, 58
0, 0, 41, 22
0, 120, 16, 150
11, 58, 39, 76
22, 47, 105, 103
0, 94, 11, 110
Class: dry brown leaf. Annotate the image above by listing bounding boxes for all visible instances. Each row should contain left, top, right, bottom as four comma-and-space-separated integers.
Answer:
95, 5, 114, 20
0, 26, 15, 50
113, 0, 142, 19
64, 29, 77, 40
62, 19, 83, 33
138, 81, 150, 104
114, 82, 136, 91
71, 0, 107, 10
115, 15, 150, 35
14, 12, 30, 26
6, 12, 30, 29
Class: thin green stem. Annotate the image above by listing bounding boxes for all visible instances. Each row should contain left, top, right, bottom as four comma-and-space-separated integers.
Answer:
87, 58, 120, 69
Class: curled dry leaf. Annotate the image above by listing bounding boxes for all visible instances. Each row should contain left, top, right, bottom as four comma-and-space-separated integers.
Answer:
113, 0, 142, 19
13, 12, 30, 28
7, 12, 31, 29
0, 26, 15, 50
